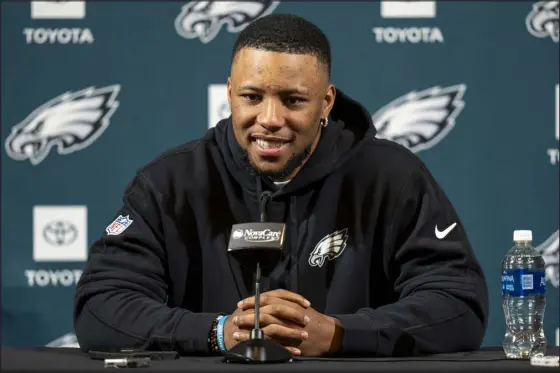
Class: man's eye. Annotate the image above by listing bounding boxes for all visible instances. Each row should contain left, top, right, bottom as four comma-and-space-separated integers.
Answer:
242, 94, 260, 102
286, 98, 306, 106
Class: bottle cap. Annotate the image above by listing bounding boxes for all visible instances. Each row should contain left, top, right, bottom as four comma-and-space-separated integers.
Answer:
513, 230, 532, 242
530, 355, 559, 367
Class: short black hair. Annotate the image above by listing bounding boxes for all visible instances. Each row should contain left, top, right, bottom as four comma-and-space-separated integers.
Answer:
232, 13, 331, 77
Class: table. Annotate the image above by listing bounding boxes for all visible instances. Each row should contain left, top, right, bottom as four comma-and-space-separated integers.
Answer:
1, 346, 558, 372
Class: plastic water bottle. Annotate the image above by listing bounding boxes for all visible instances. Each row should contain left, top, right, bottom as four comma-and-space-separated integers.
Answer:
501, 230, 547, 359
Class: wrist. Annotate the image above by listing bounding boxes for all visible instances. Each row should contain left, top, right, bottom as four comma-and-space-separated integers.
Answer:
326, 316, 344, 355
223, 314, 235, 351
207, 313, 228, 355
216, 315, 229, 353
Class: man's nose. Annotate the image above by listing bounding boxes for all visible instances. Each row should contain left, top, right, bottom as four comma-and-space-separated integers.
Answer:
257, 99, 285, 130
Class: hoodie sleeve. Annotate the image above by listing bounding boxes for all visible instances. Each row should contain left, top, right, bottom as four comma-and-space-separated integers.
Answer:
332, 163, 489, 357
73, 172, 219, 354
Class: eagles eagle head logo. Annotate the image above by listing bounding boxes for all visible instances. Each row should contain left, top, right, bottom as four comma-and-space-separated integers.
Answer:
308, 229, 349, 268
535, 230, 559, 288
372, 84, 466, 153
526, 1, 559, 42
4, 85, 120, 166
175, 1, 280, 43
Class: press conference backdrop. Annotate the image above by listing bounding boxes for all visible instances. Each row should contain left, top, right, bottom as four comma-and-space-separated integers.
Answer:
1, 1, 558, 349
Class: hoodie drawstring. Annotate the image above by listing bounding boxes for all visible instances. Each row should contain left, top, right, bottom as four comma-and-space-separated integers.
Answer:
289, 195, 299, 293
256, 177, 263, 207
256, 177, 272, 222
255, 177, 299, 293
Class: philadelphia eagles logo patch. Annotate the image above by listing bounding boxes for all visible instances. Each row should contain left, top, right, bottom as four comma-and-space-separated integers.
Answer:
308, 228, 349, 268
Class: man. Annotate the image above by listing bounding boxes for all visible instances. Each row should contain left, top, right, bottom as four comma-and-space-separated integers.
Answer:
74, 14, 489, 357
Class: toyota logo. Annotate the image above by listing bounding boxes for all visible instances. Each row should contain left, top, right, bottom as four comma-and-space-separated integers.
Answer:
232, 229, 243, 239
43, 220, 78, 246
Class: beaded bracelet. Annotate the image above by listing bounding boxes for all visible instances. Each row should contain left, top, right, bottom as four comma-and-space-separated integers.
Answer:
207, 314, 226, 355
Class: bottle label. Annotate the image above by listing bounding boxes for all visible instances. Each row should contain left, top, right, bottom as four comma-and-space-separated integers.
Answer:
501, 269, 546, 296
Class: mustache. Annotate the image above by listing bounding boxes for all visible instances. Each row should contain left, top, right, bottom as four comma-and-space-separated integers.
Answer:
238, 143, 313, 181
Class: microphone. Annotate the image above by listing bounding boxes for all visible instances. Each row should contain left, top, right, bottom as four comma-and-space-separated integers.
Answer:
225, 191, 293, 364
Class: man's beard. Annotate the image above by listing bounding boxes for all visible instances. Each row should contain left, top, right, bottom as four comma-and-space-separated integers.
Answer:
239, 144, 313, 181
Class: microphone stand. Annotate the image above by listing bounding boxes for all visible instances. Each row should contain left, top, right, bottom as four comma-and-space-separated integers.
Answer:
250, 195, 268, 341
224, 192, 293, 364
251, 262, 264, 341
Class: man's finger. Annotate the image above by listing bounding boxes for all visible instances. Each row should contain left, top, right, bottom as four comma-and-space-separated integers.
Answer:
236, 301, 309, 326
233, 326, 307, 343
261, 304, 309, 326
234, 311, 305, 329
238, 293, 311, 314
238, 290, 310, 309
232, 331, 251, 342
284, 346, 301, 356
262, 324, 309, 342
232, 332, 301, 356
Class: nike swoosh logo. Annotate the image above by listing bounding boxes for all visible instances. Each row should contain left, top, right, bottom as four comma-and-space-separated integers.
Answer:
435, 222, 457, 239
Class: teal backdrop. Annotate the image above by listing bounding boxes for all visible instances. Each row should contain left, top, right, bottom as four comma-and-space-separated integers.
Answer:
2, 1, 559, 350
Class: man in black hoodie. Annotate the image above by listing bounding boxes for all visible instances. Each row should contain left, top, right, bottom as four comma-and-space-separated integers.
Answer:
74, 14, 489, 358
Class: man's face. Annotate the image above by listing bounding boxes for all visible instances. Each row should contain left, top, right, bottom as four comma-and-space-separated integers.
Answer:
227, 47, 335, 181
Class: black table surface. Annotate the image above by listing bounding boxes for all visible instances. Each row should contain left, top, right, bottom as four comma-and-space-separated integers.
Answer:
1, 346, 558, 373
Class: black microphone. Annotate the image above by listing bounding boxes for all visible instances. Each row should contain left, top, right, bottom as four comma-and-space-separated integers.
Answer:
225, 191, 293, 364
227, 192, 285, 270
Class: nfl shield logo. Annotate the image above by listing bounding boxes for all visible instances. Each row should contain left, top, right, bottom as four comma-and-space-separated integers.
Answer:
106, 215, 133, 236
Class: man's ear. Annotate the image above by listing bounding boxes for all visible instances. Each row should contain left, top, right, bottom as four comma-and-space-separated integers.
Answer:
227, 77, 232, 108
322, 83, 336, 119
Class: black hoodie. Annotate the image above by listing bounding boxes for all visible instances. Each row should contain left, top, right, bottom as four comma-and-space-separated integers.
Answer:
74, 89, 489, 357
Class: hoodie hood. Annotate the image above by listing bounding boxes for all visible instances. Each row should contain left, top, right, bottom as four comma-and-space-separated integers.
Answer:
212, 88, 376, 197
210, 88, 377, 294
